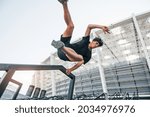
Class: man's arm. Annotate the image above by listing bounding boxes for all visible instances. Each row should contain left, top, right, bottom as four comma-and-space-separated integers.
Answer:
85, 24, 110, 36
66, 60, 84, 75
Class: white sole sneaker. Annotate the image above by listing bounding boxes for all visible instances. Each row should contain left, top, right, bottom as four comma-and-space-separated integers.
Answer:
51, 40, 64, 49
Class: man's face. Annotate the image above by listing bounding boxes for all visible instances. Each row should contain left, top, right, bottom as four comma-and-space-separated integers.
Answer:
90, 41, 100, 49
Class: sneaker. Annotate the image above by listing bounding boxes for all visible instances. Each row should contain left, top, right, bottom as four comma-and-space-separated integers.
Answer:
58, 0, 68, 4
51, 40, 64, 49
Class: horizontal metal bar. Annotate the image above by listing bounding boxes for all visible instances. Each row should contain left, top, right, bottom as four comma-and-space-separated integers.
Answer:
0, 63, 75, 79
0, 63, 62, 71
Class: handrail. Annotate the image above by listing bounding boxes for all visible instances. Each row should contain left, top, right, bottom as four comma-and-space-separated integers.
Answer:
0, 63, 75, 100
0, 63, 75, 79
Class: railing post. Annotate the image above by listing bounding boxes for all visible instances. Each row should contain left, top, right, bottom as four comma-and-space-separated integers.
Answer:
67, 77, 75, 100
0, 69, 15, 98
12, 83, 22, 100
10, 79, 23, 100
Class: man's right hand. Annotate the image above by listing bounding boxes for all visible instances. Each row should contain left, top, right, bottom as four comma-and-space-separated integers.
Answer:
66, 69, 72, 75
66, 60, 84, 75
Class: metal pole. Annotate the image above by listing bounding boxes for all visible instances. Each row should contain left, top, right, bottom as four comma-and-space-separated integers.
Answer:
10, 79, 23, 100
12, 83, 22, 100
0, 69, 15, 98
67, 77, 75, 100
96, 48, 109, 100
132, 13, 150, 70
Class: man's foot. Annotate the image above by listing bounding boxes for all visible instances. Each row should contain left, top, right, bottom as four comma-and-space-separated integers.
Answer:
51, 40, 65, 49
58, 0, 68, 4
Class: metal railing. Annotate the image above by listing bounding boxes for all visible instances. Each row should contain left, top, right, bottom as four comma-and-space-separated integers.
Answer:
0, 63, 75, 100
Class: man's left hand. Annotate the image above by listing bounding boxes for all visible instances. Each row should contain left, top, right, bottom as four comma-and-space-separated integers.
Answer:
102, 26, 110, 34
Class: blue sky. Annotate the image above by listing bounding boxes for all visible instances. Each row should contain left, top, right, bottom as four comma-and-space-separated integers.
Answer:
0, 0, 150, 94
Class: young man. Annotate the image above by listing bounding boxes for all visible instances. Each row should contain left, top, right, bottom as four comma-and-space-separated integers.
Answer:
52, 0, 110, 75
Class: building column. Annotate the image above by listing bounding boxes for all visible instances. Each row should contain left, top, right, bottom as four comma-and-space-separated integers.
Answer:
96, 48, 108, 100
50, 54, 56, 96
132, 13, 150, 70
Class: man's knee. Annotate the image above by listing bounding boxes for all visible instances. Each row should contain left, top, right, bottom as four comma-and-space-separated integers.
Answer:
68, 23, 74, 30
78, 55, 83, 61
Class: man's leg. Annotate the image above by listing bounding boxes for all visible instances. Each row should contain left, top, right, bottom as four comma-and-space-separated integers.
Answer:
59, 0, 74, 37
58, 0, 83, 61
52, 1, 82, 62
62, 47, 83, 61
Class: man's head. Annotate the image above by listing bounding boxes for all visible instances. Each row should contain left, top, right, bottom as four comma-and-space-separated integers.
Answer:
89, 37, 103, 49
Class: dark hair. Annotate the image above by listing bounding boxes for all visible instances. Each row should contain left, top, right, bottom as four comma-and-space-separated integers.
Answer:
93, 37, 103, 46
